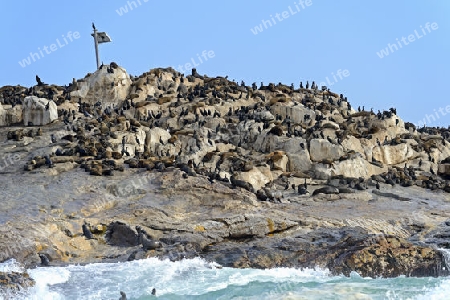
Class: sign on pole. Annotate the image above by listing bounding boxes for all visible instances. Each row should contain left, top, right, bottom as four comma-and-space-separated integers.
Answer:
91, 23, 112, 69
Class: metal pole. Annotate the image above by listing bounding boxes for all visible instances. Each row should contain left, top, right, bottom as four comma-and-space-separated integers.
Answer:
93, 28, 100, 69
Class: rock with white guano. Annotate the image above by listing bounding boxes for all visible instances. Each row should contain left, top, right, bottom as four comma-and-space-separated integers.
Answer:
23, 96, 57, 126
70, 65, 132, 107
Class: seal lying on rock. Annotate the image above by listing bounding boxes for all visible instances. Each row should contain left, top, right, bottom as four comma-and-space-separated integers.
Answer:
141, 234, 161, 251
82, 222, 94, 239
312, 186, 339, 196
230, 174, 254, 193
137, 226, 161, 251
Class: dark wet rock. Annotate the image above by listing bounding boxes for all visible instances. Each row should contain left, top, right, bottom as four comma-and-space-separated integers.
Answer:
328, 234, 449, 278
200, 227, 449, 278
0, 271, 35, 291
105, 221, 139, 247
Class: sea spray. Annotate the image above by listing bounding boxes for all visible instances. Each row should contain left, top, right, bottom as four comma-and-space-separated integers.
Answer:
1, 258, 449, 299
438, 248, 450, 271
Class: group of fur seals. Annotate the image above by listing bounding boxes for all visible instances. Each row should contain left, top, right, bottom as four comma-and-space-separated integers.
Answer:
12, 65, 450, 211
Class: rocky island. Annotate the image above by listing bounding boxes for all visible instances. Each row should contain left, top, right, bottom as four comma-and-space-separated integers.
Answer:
1, 64, 450, 290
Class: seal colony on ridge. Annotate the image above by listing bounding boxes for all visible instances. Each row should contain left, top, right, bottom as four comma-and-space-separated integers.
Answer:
5, 63, 450, 201
2, 64, 450, 286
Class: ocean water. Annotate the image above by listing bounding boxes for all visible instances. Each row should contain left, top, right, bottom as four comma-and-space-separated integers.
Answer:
1, 257, 449, 300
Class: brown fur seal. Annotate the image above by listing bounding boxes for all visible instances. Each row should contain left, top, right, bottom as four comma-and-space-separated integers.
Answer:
82, 222, 94, 239
38, 253, 50, 266
312, 186, 339, 196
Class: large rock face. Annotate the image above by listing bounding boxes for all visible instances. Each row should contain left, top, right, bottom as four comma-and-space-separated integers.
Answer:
0, 103, 5, 126
145, 127, 172, 154
287, 150, 312, 172
341, 136, 366, 158
372, 144, 416, 165
271, 103, 316, 125
238, 165, 273, 191
332, 155, 386, 178
309, 139, 344, 162
23, 96, 57, 126
0, 104, 23, 126
7, 105, 23, 125
70, 65, 132, 107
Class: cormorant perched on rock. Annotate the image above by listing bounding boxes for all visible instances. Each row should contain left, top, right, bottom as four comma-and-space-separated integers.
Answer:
298, 179, 308, 195
44, 155, 54, 168
124, 147, 130, 156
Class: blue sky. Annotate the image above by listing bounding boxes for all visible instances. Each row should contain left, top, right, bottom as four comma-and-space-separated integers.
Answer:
1, 1, 449, 126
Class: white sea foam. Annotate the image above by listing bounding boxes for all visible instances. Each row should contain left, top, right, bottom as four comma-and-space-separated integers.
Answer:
415, 278, 450, 300
0, 257, 448, 299
0, 259, 23, 273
